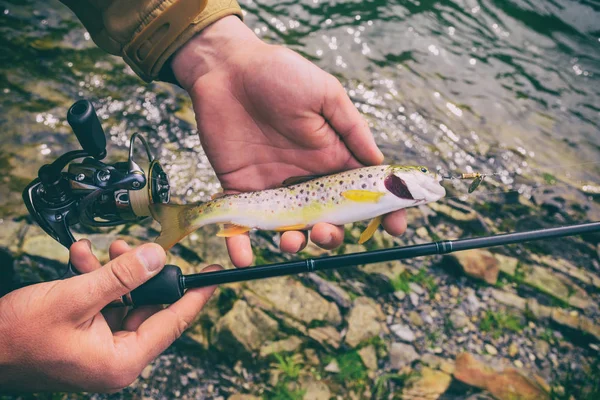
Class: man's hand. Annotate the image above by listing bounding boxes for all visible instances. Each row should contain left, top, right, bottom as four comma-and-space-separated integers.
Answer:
0, 240, 221, 393
171, 16, 407, 267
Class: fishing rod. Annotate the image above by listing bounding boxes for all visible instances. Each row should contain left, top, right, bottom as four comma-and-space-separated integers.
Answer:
18, 99, 600, 307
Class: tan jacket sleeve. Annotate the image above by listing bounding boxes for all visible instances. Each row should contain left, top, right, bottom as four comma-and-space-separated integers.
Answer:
59, 0, 243, 83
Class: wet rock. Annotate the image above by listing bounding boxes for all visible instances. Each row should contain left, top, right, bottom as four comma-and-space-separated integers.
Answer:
494, 254, 519, 276
247, 277, 341, 326
228, 395, 261, 400
0, 219, 24, 253
450, 249, 499, 285
408, 311, 424, 327
508, 342, 519, 358
401, 367, 452, 400
305, 273, 351, 309
360, 260, 406, 280
389, 342, 419, 370
344, 297, 385, 347
21, 225, 69, 264
454, 353, 550, 400
534, 340, 549, 358
358, 345, 378, 370
450, 309, 470, 329
409, 282, 425, 295
484, 344, 498, 356
394, 291, 407, 300
324, 360, 340, 373
390, 323, 416, 342
420, 354, 455, 374
212, 300, 278, 354
521, 265, 592, 310
308, 326, 341, 349
301, 377, 331, 400
529, 254, 600, 289
409, 292, 420, 307
428, 202, 479, 222
259, 337, 303, 358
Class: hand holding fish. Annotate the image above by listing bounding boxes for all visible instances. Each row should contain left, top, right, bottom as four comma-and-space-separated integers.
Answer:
171, 16, 409, 266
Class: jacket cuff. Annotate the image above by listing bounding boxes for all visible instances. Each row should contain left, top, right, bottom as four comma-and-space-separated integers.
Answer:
123, 0, 243, 83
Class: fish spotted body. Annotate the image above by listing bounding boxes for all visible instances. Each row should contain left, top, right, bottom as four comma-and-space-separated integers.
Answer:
150, 165, 446, 250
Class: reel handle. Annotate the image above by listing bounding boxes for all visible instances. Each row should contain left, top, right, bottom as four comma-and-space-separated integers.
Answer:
67, 100, 107, 159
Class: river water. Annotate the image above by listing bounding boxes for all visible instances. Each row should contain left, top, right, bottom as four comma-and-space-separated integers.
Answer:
0, 0, 598, 202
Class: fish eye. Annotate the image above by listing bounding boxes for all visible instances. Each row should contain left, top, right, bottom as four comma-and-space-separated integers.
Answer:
420, 167, 428, 173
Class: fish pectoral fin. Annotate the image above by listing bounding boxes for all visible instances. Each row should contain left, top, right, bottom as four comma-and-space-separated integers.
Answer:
211, 192, 226, 200
281, 174, 325, 187
274, 224, 308, 232
217, 224, 251, 237
341, 190, 386, 203
358, 215, 383, 244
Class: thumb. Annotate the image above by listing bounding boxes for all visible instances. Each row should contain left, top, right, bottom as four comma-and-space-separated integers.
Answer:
322, 76, 384, 166
68, 243, 166, 321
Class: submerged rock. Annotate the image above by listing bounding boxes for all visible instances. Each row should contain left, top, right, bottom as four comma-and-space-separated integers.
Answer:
344, 297, 385, 347
454, 353, 550, 400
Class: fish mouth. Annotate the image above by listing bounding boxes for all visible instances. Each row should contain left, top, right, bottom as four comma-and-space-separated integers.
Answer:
426, 174, 446, 198
384, 174, 415, 200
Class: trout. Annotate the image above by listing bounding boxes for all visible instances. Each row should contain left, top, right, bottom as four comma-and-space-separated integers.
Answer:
150, 165, 446, 250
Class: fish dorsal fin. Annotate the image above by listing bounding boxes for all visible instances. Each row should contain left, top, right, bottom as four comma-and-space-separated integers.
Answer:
342, 190, 386, 203
217, 224, 251, 237
358, 215, 383, 244
281, 174, 325, 187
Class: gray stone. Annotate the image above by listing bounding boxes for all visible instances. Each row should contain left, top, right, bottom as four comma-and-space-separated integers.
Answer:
301, 377, 331, 400
449, 309, 470, 329
409, 282, 425, 295
259, 337, 303, 358
522, 265, 592, 310
358, 345, 378, 370
212, 300, 279, 353
360, 260, 406, 280
344, 297, 385, 348
410, 292, 420, 307
401, 367, 452, 400
389, 342, 419, 370
305, 273, 351, 309
324, 360, 340, 373
247, 277, 341, 326
308, 326, 341, 349
534, 340, 550, 358
390, 323, 416, 342
394, 291, 406, 300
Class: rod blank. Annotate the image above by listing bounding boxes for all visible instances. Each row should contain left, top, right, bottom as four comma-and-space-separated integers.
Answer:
182, 221, 600, 289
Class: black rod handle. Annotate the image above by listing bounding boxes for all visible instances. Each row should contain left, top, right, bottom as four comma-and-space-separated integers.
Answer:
128, 265, 184, 306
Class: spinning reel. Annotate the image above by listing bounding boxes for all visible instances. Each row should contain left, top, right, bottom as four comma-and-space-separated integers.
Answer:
22, 99, 171, 277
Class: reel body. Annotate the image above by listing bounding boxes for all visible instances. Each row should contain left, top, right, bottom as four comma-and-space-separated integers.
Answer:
22, 100, 171, 275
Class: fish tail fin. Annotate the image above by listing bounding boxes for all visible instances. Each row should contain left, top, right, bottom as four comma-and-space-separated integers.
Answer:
149, 203, 202, 250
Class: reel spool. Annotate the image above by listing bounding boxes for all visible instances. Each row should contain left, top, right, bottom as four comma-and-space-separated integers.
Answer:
23, 99, 171, 250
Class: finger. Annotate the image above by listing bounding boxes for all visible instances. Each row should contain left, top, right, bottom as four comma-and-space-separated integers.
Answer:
69, 239, 102, 273
122, 305, 163, 331
309, 223, 345, 250
382, 209, 408, 237
68, 243, 167, 320
103, 241, 134, 330
225, 234, 254, 267
323, 77, 384, 166
122, 265, 223, 366
109, 240, 132, 260
280, 231, 308, 253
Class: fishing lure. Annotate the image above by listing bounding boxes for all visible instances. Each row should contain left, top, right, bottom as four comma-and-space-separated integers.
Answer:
150, 165, 446, 249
